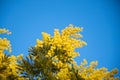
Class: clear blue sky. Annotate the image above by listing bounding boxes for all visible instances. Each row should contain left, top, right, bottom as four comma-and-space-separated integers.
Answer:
0, 0, 120, 74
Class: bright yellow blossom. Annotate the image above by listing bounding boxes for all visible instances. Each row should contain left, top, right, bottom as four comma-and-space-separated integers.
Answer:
0, 28, 24, 79
0, 28, 11, 34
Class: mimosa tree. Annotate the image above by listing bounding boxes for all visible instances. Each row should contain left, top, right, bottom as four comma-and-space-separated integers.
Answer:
17, 24, 119, 80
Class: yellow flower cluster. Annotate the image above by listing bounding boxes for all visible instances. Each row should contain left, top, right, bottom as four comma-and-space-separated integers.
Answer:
56, 68, 70, 79
0, 28, 11, 35
35, 24, 86, 61
77, 59, 119, 80
55, 59, 119, 80
0, 38, 12, 53
0, 28, 12, 53
0, 28, 24, 79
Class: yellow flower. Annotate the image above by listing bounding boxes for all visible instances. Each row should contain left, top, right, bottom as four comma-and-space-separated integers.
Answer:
35, 39, 43, 48
0, 38, 12, 53
42, 32, 50, 44
0, 28, 11, 35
